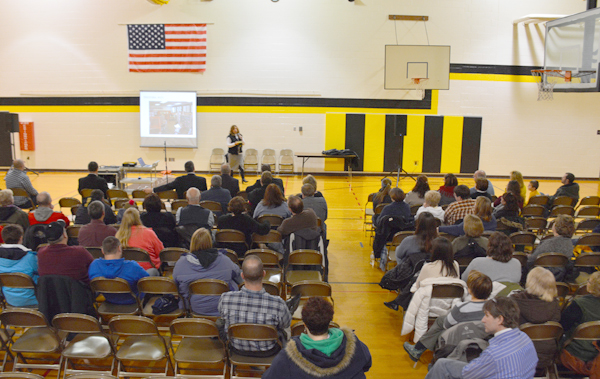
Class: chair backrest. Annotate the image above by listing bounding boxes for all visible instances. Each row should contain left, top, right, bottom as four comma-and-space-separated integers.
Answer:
199, 200, 222, 213
262, 149, 276, 156
122, 247, 153, 264
52, 313, 104, 334
576, 219, 600, 234
555, 282, 570, 299
564, 321, 600, 348
108, 315, 160, 336
525, 217, 548, 234
67, 225, 81, 238
410, 205, 420, 216
262, 155, 276, 166
212, 148, 225, 155
527, 195, 549, 206
509, 231, 537, 246
291, 321, 340, 337
227, 323, 280, 346
521, 205, 545, 217
170, 318, 220, 338
71, 206, 80, 217
553, 196, 576, 207
290, 280, 332, 299
288, 249, 323, 267
374, 203, 388, 215
79, 188, 94, 199
578, 196, 600, 208
549, 205, 575, 217
0, 272, 36, 290
107, 189, 129, 201
0, 373, 46, 379
0, 308, 49, 328
280, 149, 293, 156
114, 199, 131, 209
251, 230, 282, 245
520, 321, 563, 342
431, 284, 464, 299
90, 277, 137, 297
59, 197, 81, 209
512, 252, 528, 266
245, 149, 258, 157
188, 279, 230, 296
215, 229, 247, 244
136, 276, 179, 295
261, 281, 281, 297
573, 251, 600, 268
222, 248, 240, 266
257, 214, 284, 228
575, 233, 600, 247
391, 231, 415, 247
245, 249, 280, 267
456, 256, 474, 268
575, 205, 600, 218
159, 247, 188, 266
171, 199, 188, 213
131, 190, 147, 199
533, 252, 569, 268
157, 190, 177, 201
85, 247, 104, 259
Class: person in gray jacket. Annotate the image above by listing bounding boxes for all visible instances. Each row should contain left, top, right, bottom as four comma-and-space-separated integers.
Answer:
526, 214, 575, 280
301, 184, 327, 232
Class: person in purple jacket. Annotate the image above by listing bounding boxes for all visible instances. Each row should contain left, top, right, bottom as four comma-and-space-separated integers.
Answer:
173, 228, 241, 316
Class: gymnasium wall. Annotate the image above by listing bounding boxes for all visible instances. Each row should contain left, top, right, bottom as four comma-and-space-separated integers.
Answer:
1, 0, 598, 178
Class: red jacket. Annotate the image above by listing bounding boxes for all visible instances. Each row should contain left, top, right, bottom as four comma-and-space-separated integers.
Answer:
28, 210, 70, 226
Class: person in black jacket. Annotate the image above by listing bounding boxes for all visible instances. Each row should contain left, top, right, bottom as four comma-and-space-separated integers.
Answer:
248, 171, 273, 213
245, 164, 285, 195
140, 193, 178, 247
78, 161, 109, 202
220, 163, 240, 198
150, 161, 207, 199
75, 189, 117, 225
217, 196, 269, 257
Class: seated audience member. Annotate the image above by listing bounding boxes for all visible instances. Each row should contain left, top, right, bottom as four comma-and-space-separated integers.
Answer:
78, 161, 109, 201
0, 224, 38, 307
469, 170, 495, 197
425, 297, 538, 379
201, 175, 232, 214
527, 180, 541, 205
75, 189, 117, 225
510, 267, 561, 370
217, 196, 270, 257
493, 180, 524, 209
450, 215, 489, 257
116, 208, 163, 276
492, 192, 520, 220
438, 173, 458, 206
220, 163, 240, 198
263, 296, 372, 379
374, 187, 413, 227
551, 172, 580, 205
0, 189, 29, 231
38, 221, 94, 284
526, 214, 574, 278
470, 177, 493, 200
405, 175, 429, 207
440, 196, 496, 236
371, 178, 392, 212
88, 236, 148, 304
150, 160, 207, 198
395, 212, 438, 263
403, 270, 493, 361
248, 171, 273, 213
461, 231, 521, 283
277, 195, 321, 237
560, 271, 600, 377
218, 255, 292, 357
5, 159, 38, 208
78, 201, 117, 247
28, 192, 70, 226
301, 183, 328, 231
253, 183, 291, 220
140, 193, 178, 247
511, 170, 527, 202
246, 164, 285, 195
415, 190, 445, 223
176, 187, 214, 229
173, 228, 241, 317
413, 237, 459, 290
302, 175, 322, 198
443, 185, 476, 225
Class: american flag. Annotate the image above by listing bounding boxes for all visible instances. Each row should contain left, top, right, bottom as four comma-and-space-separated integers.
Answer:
127, 24, 206, 72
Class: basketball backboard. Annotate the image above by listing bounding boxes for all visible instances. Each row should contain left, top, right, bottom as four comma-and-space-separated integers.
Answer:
544, 7, 600, 92
384, 45, 451, 90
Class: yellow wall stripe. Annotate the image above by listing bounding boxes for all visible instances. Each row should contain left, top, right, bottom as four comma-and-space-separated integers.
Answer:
324, 113, 347, 171
440, 116, 464, 173
363, 114, 386, 172
402, 116, 425, 173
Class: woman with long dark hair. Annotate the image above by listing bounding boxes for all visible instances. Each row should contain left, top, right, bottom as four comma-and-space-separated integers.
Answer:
226, 125, 247, 183
405, 175, 430, 207
492, 192, 520, 219
493, 179, 524, 209
413, 237, 459, 290
253, 183, 291, 219
395, 212, 438, 263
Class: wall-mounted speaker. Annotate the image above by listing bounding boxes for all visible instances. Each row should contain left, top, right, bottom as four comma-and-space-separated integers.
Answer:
9, 113, 19, 133
394, 115, 407, 136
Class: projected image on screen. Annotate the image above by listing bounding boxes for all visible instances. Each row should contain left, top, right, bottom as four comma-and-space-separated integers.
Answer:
140, 91, 197, 148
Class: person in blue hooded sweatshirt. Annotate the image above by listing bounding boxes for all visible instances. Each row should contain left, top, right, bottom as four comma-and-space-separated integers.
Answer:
263, 296, 372, 379
88, 236, 148, 304
0, 224, 38, 307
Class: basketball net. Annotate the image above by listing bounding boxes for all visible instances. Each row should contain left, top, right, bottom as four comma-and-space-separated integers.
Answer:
531, 71, 556, 101
411, 78, 428, 100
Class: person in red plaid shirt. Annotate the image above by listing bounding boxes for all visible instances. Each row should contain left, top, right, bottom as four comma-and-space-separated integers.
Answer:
443, 185, 476, 225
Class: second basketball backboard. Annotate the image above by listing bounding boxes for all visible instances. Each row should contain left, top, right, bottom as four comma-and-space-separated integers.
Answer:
384, 45, 451, 90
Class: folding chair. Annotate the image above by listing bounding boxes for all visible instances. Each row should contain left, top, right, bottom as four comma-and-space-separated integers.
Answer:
90, 277, 142, 323
552, 196, 576, 207
113, 199, 132, 210
215, 230, 248, 255
227, 324, 281, 379
512, 252, 528, 267
577, 195, 600, 209
279, 149, 294, 174
261, 150, 277, 173
574, 233, 600, 250
574, 205, 600, 219
245, 249, 282, 283
222, 249, 241, 267
0, 272, 37, 308
122, 247, 155, 269
106, 189, 128, 203
210, 148, 226, 173
169, 318, 226, 378
0, 308, 63, 374
256, 214, 284, 230
85, 247, 104, 259
525, 216, 548, 236
521, 205, 546, 217
170, 199, 188, 214
251, 230, 282, 250
428, 284, 464, 326
410, 205, 421, 216
79, 189, 93, 202
289, 280, 333, 319
559, 321, 600, 378
509, 231, 537, 252
555, 282, 570, 309
363, 193, 375, 232
159, 247, 189, 276
527, 195, 550, 206
285, 250, 323, 288
533, 253, 569, 271
59, 198, 81, 221
519, 321, 563, 378
136, 277, 185, 326
67, 225, 81, 244
131, 190, 147, 201
9, 188, 35, 210
188, 279, 230, 320
108, 315, 172, 378
52, 313, 117, 379
155, 191, 177, 202
549, 205, 575, 218
575, 219, 600, 235
243, 150, 259, 174
290, 321, 340, 337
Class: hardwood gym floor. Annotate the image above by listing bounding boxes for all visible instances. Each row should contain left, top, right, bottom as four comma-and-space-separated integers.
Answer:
1, 170, 599, 379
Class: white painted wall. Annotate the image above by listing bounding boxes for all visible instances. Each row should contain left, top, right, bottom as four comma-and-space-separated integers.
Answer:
2, 0, 598, 177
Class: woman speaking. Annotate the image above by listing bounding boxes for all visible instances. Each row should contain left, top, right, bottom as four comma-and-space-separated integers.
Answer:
226, 125, 247, 183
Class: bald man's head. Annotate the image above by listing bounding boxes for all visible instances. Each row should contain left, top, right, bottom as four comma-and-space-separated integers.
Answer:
13, 159, 25, 170
186, 187, 200, 204
242, 255, 264, 284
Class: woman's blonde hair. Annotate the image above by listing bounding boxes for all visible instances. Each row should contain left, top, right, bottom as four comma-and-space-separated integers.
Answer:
526, 267, 558, 302
424, 190, 441, 207
474, 196, 492, 222
0, 189, 14, 207
116, 208, 144, 247
229, 125, 238, 134
463, 214, 484, 238
587, 271, 600, 297
510, 171, 525, 190
190, 228, 213, 252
